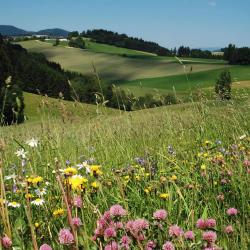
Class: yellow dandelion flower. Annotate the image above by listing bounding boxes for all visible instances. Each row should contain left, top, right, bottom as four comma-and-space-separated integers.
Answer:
62, 167, 77, 176
90, 165, 102, 176
53, 208, 65, 217
32, 176, 43, 185
91, 181, 99, 189
159, 193, 170, 200
69, 175, 88, 190
26, 177, 33, 183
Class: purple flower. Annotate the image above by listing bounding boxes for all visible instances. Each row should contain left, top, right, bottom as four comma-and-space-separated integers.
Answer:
39, 244, 52, 250
1, 236, 12, 248
162, 241, 175, 250
205, 218, 216, 229
226, 208, 238, 216
121, 235, 131, 249
224, 225, 234, 234
196, 219, 207, 229
72, 217, 82, 227
73, 196, 83, 208
109, 204, 127, 217
58, 229, 74, 245
184, 230, 195, 240
146, 240, 156, 250
114, 222, 123, 230
104, 227, 116, 238
104, 241, 119, 250
196, 218, 216, 229
153, 209, 167, 220
202, 231, 217, 243
168, 225, 183, 237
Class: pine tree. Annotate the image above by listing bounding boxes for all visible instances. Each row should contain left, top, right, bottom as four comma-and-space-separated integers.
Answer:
215, 70, 232, 100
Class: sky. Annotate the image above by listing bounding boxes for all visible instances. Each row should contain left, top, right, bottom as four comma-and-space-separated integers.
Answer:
0, 0, 249, 48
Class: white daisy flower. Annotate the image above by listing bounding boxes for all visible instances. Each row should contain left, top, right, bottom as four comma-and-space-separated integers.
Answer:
76, 163, 84, 170
31, 198, 45, 206
26, 138, 38, 148
15, 148, 27, 159
35, 188, 47, 196
8, 201, 21, 208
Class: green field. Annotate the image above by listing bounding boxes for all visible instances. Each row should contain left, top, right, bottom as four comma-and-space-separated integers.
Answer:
1, 93, 250, 249
19, 40, 228, 83
22, 92, 118, 123
119, 66, 250, 96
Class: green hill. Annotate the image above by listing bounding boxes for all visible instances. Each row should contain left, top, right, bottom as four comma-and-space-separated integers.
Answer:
23, 92, 118, 123
19, 40, 228, 82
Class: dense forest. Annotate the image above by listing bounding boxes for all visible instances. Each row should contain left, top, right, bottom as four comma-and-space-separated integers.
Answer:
223, 44, 250, 65
0, 36, 118, 124
177, 46, 217, 59
81, 29, 172, 56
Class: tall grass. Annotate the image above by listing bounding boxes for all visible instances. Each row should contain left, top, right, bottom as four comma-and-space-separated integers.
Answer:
0, 95, 250, 249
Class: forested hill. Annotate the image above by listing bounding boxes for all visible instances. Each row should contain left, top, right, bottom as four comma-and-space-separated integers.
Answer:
0, 36, 70, 98
82, 29, 171, 56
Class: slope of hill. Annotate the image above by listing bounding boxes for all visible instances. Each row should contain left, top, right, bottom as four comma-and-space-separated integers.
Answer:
0, 25, 31, 36
18, 40, 228, 82
120, 65, 250, 96
23, 92, 118, 123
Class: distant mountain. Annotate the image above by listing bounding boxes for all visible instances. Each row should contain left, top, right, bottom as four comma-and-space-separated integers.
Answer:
0, 25, 70, 37
0, 25, 32, 36
37, 28, 69, 37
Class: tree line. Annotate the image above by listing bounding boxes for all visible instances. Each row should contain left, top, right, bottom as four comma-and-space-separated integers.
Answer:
223, 44, 250, 65
68, 30, 224, 59
79, 29, 172, 56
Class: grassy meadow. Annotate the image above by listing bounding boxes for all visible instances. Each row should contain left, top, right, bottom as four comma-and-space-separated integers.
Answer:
18, 40, 228, 83
1, 92, 250, 249
0, 39, 249, 250
18, 40, 250, 100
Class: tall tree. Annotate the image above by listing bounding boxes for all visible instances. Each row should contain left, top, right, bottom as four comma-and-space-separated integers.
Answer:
215, 70, 232, 100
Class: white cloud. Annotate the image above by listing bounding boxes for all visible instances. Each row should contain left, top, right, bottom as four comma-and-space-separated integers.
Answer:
208, 1, 217, 7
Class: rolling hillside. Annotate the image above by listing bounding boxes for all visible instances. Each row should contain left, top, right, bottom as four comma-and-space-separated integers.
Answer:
23, 92, 118, 123
19, 40, 228, 82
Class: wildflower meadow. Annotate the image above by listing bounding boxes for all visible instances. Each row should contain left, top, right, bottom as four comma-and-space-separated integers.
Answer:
0, 100, 250, 249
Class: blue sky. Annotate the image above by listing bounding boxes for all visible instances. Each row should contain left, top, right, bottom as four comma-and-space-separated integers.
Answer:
0, 0, 249, 48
